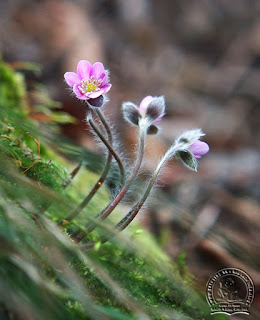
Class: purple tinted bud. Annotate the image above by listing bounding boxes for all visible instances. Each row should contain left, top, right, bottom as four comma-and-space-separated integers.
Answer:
139, 95, 165, 124
122, 95, 165, 132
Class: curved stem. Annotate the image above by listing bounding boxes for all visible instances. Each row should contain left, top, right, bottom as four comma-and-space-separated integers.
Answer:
95, 109, 125, 186
66, 153, 112, 223
117, 145, 179, 231
75, 126, 147, 242
64, 111, 126, 229
100, 126, 146, 220
64, 123, 113, 223
88, 119, 120, 166
80, 145, 179, 249
56, 162, 84, 226
62, 161, 82, 189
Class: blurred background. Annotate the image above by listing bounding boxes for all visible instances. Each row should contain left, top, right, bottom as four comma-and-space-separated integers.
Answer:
1, 0, 259, 318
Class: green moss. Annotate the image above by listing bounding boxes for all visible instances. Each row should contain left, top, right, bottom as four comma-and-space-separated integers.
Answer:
0, 60, 27, 112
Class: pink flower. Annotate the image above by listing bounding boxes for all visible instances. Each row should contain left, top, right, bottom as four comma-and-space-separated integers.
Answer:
188, 140, 209, 159
64, 60, 112, 100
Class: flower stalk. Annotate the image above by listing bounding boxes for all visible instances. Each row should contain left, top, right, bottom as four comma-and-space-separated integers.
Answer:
62, 161, 82, 189
99, 122, 147, 220
80, 145, 180, 249
116, 145, 179, 231
65, 109, 126, 223
63, 119, 113, 223
94, 108, 125, 186
75, 121, 147, 242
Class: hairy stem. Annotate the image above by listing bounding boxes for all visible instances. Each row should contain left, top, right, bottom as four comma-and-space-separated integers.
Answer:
62, 161, 82, 189
80, 145, 179, 249
117, 145, 179, 230
65, 110, 126, 232
88, 118, 125, 184
66, 154, 113, 223
100, 126, 146, 219
95, 108, 125, 186
64, 120, 113, 223
75, 125, 147, 242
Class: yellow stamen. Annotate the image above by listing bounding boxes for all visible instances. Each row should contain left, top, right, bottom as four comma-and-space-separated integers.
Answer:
78, 76, 103, 96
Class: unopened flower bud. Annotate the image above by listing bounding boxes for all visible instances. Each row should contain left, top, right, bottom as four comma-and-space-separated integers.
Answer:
175, 129, 209, 171
122, 95, 165, 134
141, 96, 165, 123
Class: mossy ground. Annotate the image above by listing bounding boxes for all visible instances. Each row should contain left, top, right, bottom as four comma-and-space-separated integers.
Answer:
0, 60, 226, 320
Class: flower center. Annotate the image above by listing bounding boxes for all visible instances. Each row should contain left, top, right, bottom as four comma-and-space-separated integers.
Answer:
79, 76, 102, 95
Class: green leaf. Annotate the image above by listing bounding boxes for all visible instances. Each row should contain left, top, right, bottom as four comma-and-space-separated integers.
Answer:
177, 150, 198, 171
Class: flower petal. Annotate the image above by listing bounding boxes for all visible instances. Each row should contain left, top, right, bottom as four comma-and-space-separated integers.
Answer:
73, 84, 88, 100
139, 96, 154, 116
90, 62, 105, 79
154, 112, 166, 124
101, 83, 112, 94
77, 60, 92, 80
100, 72, 108, 85
188, 140, 209, 159
87, 89, 104, 99
64, 72, 80, 87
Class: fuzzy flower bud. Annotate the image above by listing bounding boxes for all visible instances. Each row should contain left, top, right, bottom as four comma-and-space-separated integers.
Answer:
175, 129, 209, 171
64, 60, 111, 103
122, 95, 165, 134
